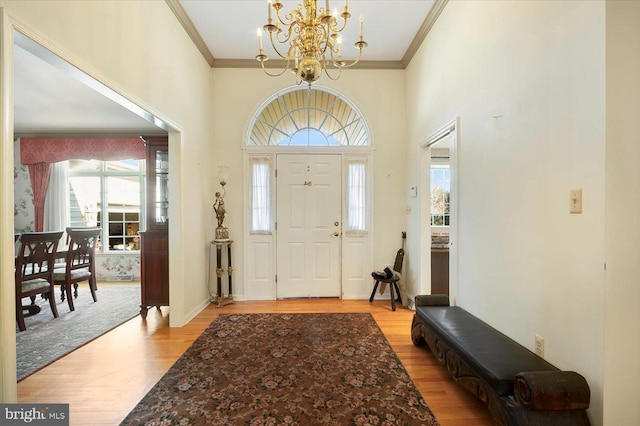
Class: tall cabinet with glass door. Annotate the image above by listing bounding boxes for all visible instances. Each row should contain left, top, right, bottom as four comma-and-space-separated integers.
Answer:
139, 135, 169, 319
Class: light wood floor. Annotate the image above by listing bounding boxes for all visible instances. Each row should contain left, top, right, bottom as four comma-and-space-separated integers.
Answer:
17, 296, 493, 426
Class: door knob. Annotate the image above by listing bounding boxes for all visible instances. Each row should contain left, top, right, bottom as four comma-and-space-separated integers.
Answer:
330, 232, 341, 237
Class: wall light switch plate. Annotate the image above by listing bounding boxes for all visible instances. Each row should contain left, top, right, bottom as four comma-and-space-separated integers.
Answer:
535, 334, 544, 358
570, 189, 582, 214
409, 186, 418, 197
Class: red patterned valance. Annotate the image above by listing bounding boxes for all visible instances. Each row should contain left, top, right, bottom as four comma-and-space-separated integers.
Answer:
20, 137, 146, 164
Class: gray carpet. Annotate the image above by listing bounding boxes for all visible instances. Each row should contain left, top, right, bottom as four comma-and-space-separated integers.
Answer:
16, 283, 141, 381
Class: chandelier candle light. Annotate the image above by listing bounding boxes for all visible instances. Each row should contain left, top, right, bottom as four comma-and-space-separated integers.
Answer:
256, 0, 367, 85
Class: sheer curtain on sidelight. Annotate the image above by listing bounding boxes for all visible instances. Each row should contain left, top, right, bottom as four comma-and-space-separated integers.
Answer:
250, 157, 272, 233
346, 160, 367, 235
43, 161, 70, 234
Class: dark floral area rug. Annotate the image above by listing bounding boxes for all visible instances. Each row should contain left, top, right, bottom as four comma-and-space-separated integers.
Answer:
17, 283, 140, 381
121, 313, 439, 426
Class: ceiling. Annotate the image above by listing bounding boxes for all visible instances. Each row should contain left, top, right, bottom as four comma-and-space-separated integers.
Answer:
13, 0, 441, 135
13, 31, 166, 136
177, 0, 437, 63
13, 43, 164, 136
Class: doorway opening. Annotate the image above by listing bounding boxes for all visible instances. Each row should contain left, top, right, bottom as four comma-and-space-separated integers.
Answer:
2, 19, 180, 400
420, 118, 459, 303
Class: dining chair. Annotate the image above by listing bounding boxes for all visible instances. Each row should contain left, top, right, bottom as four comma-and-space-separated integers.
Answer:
62, 226, 101, 289
54, 227, 101, 311
15, 231, 64, 332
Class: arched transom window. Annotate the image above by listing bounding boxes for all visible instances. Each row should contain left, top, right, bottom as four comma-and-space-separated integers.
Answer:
248, 87, 369, 146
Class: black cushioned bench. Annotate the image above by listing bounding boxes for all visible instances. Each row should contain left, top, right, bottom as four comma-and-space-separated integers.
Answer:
411, 295, 591, 425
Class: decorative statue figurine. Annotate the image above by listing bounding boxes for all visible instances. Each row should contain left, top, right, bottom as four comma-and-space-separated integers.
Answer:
214, 166, 230, 241
214, 192, 226, 227
213, 191, 229, 240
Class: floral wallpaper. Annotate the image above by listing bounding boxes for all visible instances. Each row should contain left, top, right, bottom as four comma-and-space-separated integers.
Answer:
97, 254, 141, 280
13, 139, 141, 279
14, 140, 34, 233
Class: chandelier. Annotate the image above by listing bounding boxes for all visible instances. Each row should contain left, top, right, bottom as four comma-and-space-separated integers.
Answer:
256, 0, 367, 85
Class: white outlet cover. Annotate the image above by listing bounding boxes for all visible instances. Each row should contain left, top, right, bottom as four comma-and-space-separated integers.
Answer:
535, 334, 544, 358
570, 188, 582, 214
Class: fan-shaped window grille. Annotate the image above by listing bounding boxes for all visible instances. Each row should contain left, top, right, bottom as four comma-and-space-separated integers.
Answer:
248, 87, 369, 146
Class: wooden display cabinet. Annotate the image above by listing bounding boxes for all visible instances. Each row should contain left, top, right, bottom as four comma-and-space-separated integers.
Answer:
139, 136, 169, 319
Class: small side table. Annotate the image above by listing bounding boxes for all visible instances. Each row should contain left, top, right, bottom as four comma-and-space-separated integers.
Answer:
211, 239, 233, 307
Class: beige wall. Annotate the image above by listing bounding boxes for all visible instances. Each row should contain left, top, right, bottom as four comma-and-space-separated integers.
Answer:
210, 68, 407, 299
0, 0, 215, 400
0, 1, 408, 397
405, 1, 606, 423
3, 1, 636, 423
604, 1, 640, 422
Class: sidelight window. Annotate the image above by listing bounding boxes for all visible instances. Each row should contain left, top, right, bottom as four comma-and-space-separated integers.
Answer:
250, 157, 272, 233
346, 160, 367, 233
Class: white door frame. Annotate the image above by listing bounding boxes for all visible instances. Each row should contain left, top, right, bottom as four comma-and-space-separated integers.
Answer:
420, 118, 460, 304
243, 146, 374, 300
0, 8, 17, 401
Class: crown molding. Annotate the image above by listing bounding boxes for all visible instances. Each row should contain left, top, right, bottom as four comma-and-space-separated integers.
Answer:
14, 131, 166, 138
212, 58, 404, 70
346, 60, 405, 70
167, 0, 447, 71
401, 0, 448, 68
165, 0, 215, 67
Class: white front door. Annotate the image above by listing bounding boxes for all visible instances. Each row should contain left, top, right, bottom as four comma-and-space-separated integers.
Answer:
276, 154, 342, 298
